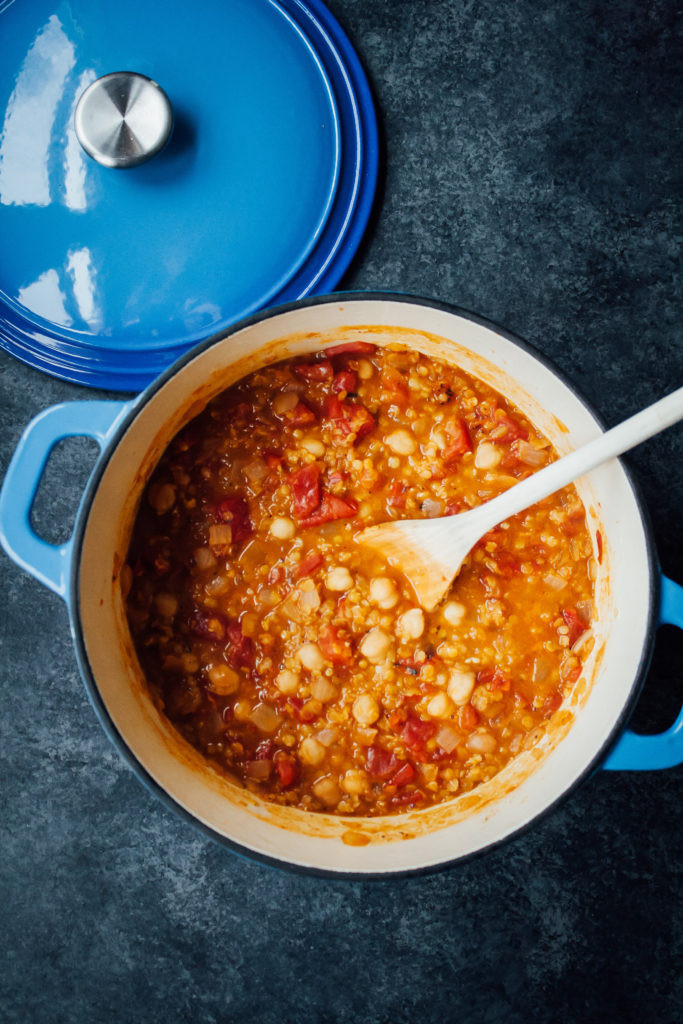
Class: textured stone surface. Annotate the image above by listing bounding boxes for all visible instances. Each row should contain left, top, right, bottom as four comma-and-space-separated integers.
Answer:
0, 1, 681, 1021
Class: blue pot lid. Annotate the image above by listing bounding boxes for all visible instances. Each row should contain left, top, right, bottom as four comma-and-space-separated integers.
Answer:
0, 0, 378, 390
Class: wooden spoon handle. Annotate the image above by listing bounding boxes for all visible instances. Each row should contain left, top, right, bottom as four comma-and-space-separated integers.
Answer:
476, 386, 683, 533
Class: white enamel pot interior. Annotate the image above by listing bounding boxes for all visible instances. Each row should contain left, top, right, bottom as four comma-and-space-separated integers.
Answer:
73, 295, 656, 875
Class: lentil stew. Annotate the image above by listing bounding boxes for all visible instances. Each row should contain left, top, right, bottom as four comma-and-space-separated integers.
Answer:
123, 343, 596, 816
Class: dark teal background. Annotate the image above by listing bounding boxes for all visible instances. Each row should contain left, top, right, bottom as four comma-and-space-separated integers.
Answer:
1, 1, 681, 1021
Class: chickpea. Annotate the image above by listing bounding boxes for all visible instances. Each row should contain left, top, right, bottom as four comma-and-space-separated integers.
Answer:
397, 607, 425, 639
474, 442, 502, 470
467, 731, 498, 754
313, 775, 342, 806
310, 675, 338, 703
426, 692, 455, 718
368, 577, 398, 609
297, 642, 325, 671
275, 668, 300, 695
352, 693, 380, 725
273, 390, 299, 415
357, 358, 374, 380
443, 601, 466, 626
326, 566, 354, 592
208, 664, 240, 695
149, 482, 176, 515
341, 769, 369, 795
181, 653, 199, 674
299, 737, 326, 766
155, 592, 178, 618
447, 669, 476, 706
385, 429, 417, 455
359, 628, 392, 663
233, 699, 252, 721
270, 516, 296, 539
300, 436, 325, 457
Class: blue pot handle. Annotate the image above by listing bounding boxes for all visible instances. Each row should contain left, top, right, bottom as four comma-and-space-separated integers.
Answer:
603, 574, 683, 771
0, 401, 134, 601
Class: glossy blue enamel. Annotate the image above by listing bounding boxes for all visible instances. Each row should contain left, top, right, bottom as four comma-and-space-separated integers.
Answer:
0, 398, 133, 598
602, 574, 683, 770
0, 0, 377, 389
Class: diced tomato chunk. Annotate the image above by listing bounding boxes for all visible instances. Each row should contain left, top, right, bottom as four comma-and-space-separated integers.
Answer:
287, 401, 317, 426
325, 341, 377, 357
401, 714, 436, 752
275, 755, 299, 787
380, 366, 410, 405
293, 549, 324, 580
227, 621, 255, 669
325, 396, 375, 442
293, 359, 334, 381
332, 369, 357, 393
215, 494, 253, 546
494, 550, 521, 578
493, 407, 527, 441
390, 761, 416, 786
319, 623, 353, 665
328, 469, 347, 488
542, 692, 563, 717
366, 745, 400, 779
289, 464, 322, 519
388, 480, 407, 508
300, 492, 358, 528
442, 417, 472, 462
458, 704, 479, 731
476, 666, 511, 692
561, 607, 588, 647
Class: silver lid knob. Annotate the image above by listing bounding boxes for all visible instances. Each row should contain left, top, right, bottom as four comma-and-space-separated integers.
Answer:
74, 72, 173, 169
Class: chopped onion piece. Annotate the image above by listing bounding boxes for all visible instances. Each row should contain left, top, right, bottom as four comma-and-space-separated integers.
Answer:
576, 600, 592, 624
245, 760, 272, 780
436, 723, 460, 753
209, 524, 233, 550
532, 656, 551, 685
243, 458, 269, 485
315, 727, 339, 747
543, 572, 566, 591
298, 583, 321, 611
422, 498, 443, 518
515, 441, 547, 467
249, 703, 280, 733
195, 546, 217, 570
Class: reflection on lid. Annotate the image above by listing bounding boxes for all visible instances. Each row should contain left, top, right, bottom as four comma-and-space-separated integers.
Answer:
17, 247, 101, 330
63, 69, 96, 212
0, 14, 95, 211
67, 247, 102, 330
17, 267, 72, 325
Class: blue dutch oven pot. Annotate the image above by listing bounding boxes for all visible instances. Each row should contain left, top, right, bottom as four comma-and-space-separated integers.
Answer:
1, 295, 681, 876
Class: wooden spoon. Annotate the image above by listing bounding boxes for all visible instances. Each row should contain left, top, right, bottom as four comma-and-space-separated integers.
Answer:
358, 386, 683, 611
